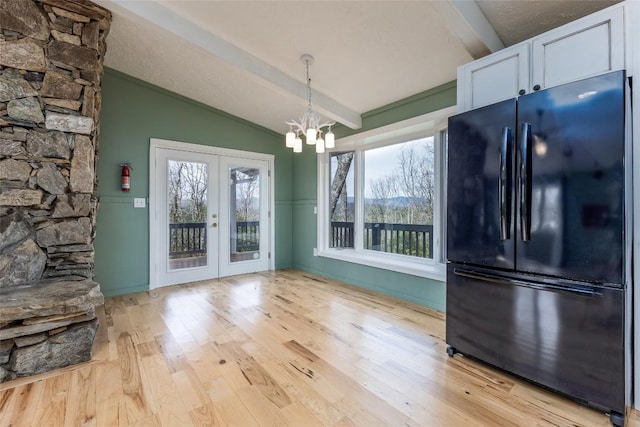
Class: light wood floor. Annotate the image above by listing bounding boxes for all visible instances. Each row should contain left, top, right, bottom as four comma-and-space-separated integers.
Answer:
0, 269, 638, 426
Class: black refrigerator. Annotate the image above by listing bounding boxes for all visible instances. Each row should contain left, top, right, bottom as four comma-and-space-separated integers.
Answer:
446, 71, 629, 425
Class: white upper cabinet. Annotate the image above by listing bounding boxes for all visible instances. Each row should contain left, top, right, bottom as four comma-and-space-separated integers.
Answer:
457, 3, 625, 112
458, 44, 529, 111
531, 6, 624, 90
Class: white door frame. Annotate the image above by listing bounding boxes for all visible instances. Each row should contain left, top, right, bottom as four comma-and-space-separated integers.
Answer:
149, 138, 275, 289
154, 148, 220, 287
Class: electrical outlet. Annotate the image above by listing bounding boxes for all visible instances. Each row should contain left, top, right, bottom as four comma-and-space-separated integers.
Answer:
313, 206, 317, 214
133, 198, 146, 208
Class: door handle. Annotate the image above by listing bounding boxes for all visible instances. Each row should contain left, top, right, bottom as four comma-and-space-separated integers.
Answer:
519, 122, 531, 242
211, 223, 218, 228
453, 268, 602, 297
499, 126, 512, 240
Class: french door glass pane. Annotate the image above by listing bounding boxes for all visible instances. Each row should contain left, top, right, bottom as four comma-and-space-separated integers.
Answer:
363, 137, 435, 259
167, 160, 208, 270
329, 152, 355, 248
229, 167, 260, 263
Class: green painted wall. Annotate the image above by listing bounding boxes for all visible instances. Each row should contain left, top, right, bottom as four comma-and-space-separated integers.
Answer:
95, 69, 454, 310
291, 81, 457, 311
95, 69, 293, 296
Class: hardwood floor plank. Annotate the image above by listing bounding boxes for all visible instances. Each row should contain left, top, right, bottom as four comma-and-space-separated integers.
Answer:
235, 385, 290, 427
172, 366, 214, 410
32, 372, 71, 427
331, 416, 359, 427
9, 381, 45, 427
354, 357, 478, 426
213, 394, 261, 427
283, 340, 320, 363
95, 361, 128, 427
219, 341, 291, 408
188, 403, 226, 427
280, 400, 326, 427
0, 387, 16, 426
205, 376, 235, 403
154, 333, 190, 373
0, 270, 636, 426
330, 395, 394, 427
184, 344, 225, 384
308, 358, 412, 427
139, 354, 192, 426
288, 358, 345, 405
63, 365, 97, 427
116, 331, 156, 424
262, 359, 344, 426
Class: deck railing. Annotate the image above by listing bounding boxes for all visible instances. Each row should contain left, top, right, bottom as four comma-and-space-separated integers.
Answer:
169, 222, 207, 257
330, 221, 434, 258
169, 221, 260, 257
235, 221, 260, 252
170, 221, 430, 258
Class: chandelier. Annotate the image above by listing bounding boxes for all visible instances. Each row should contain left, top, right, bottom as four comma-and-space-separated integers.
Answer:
285, 54, 335, 154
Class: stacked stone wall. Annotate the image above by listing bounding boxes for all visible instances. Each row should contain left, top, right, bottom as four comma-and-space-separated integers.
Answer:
0, 0, 111, 382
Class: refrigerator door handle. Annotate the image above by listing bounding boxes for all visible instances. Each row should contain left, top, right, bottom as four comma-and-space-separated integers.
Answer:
453, 268, 602, 297
499, 127, 512, 240
519, 122, 532, 241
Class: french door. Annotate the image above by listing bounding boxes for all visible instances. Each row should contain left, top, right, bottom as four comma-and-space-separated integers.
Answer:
150, 140, 272, 288
218, 156, 270, 277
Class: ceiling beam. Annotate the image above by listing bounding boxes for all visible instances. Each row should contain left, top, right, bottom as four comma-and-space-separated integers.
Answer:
432, 0, 504, 59
97, 0, 363, 130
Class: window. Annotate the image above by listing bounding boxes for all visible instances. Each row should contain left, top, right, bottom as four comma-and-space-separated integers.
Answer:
317, 107, 455, 280
329, 152, 355, 248
364, 138, 434, 259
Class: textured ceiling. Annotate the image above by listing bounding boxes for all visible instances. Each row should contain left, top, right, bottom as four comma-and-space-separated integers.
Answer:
95, 0, 620, 135
477, 0, 622, 46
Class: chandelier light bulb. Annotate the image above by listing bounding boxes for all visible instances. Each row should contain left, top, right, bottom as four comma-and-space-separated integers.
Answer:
316, 137, 325, 153
286, 130, 295, 148
293, 136, 302, 153
325, 129, 335, 149
306, 128, 317, 145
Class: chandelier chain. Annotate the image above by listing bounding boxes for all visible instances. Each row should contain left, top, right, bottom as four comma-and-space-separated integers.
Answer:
306, 58, 312, 110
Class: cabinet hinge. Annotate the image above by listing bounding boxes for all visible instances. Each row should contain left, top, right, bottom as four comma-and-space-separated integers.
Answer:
268, 252, 271, 259
268, 170, 271, 177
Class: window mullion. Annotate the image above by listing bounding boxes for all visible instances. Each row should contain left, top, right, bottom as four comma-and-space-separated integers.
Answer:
433, 129, 444, 263
317, 153, 328, 251
354, 149, 365, 252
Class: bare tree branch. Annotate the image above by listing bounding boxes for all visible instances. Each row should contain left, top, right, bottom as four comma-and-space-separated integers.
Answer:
329, 152, 354, 219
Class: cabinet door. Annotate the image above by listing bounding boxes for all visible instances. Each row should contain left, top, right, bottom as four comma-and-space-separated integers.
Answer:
458, 44, 529, 111
531, 5, 624, 91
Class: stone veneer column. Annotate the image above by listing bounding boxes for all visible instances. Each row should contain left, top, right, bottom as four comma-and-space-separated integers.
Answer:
0, 0, 111, 382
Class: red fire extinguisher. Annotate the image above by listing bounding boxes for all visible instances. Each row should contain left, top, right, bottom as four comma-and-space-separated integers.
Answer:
121, 163, 131, 192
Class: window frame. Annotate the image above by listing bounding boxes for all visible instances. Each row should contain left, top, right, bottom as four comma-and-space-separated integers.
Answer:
316, 106, 456, 281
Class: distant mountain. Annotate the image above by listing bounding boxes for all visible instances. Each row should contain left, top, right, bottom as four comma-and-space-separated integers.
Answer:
365, 196, 431, 208
344, 196, 430, 207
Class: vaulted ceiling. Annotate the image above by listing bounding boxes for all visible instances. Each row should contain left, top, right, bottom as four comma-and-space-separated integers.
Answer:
95, 0, 619, 135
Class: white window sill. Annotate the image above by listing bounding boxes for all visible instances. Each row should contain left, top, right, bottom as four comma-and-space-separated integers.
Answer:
316, 248, 446, 282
